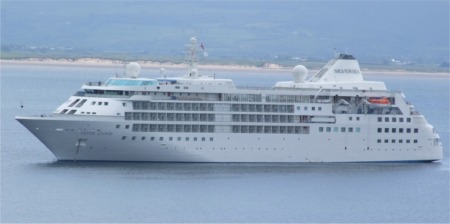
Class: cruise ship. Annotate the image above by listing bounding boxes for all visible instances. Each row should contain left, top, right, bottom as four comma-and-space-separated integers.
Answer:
16, 38, 443, 162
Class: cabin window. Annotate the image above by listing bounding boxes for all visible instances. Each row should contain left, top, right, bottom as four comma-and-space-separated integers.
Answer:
413, 139, 418, 143
105, 102, 109, 106
121, 136, 126, 140
377, 128, 382, 133
392, 117, 396, 122
377, 139, 381, 143
116, 125, 120, 129
407, 118, 411, 122
399, 118, 404, 122
141, 137, 145, 140
348, 127, 353, 132
406, 128, 411, 133
377, 117, 382, 122
406, 139, 410, 143
399, 128, 403, 133
356, 127, 361, 132
414, 128, 419, 133
341, 127, 346, 132
326, 127, 331, 132
160, 137, 163, 141
125, 125, 129, 129
319, 127, 324, 132
384, 128, 389, 133
385, 117, 389, 122
131, 136, 136, 140
392, 128, 396, 133
384, 139, 389, 143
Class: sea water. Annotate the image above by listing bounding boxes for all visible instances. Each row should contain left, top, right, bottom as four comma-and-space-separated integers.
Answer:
1, 64, 449, 223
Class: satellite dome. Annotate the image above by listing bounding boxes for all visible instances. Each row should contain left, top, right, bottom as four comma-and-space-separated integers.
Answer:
125, 62, 141, 78
292, 65, 308, 83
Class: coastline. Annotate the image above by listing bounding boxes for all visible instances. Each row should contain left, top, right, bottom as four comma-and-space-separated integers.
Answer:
1, 58, 449, 77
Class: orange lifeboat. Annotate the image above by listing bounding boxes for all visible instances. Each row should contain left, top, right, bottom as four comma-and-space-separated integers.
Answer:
368, 97, 390, 105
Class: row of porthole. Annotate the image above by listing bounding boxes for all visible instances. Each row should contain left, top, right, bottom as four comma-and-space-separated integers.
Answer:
121, 136, 214, 142
377, 139, 418, 144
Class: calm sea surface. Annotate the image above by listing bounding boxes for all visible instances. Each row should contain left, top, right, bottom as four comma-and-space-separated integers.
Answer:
1, 64, 449, 223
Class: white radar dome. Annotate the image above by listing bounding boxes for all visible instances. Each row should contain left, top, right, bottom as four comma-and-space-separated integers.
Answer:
125, 62, 141, 78
292, 65, 308, 83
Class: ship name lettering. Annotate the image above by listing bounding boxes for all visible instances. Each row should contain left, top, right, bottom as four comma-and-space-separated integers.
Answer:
334, 69, 360, 74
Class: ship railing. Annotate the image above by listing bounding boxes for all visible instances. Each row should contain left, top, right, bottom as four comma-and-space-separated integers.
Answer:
84, 81, 104, 86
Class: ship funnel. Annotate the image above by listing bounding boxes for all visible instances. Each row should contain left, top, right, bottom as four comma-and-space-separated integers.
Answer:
125, 62, 141, 78
292, 65, 308, 83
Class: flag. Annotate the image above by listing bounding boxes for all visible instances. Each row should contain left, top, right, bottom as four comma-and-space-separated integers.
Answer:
200, 42, 205, 50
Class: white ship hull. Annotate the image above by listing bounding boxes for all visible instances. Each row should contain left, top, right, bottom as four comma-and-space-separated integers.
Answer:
15, 49, 444, 163
16, 115, 442, 162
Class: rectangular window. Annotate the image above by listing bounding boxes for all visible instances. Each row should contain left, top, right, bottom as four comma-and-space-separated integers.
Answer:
194, 137, 197, 141
98, 102, 103, 106
356, 117, 360, 121
399, 118, 404, 122
385, 128, 389, 133
414, 128, 418, 133
125, 125, 130, 129
377, 117, 382, 122
334, 127, 339, 132
392, 128, 396, 133
105, 102, 109, 106
341, 127, 346, 132
326, 127, 331, 132
392, 117, 396, 122
392, 139, 396, 143
304, 106, 308, 111
356, 127, 361, 132
202, 137, 206, 141
318, 107, 322, 111
407, 118, 411, 122
312, 107, 315, 111
177, 137, 181, 141
319, 127, 324, 132
385, 117, 389, 122
151, 137, 155, 141
349, 117, 353, 121
406, 128, 411, 133
132, 136, 136, 140
116, 125, 120, 129
121, 136, 126, 140
377, 139, 381, 143
377, 128, 382, 133
141, 137, 145, 140
169, 137, 173, 141
348, 127, 353, 132
399, 128, 404, 133
159, 137, 163, 141
210, 137, 213, 141
414, 139, 418, 143
406, 139, 410, 143
186, 137, 189, 141
399, 139, 403, 143
384, 139, 389, 143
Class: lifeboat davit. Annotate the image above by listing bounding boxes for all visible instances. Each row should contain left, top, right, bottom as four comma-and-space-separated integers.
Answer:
368, 97, 390, 105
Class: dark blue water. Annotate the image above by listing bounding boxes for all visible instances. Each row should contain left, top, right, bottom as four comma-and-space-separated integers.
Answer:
1, 64, 449, 223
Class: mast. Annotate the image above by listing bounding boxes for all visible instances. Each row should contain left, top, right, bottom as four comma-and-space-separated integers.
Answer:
186, 37, 199, 78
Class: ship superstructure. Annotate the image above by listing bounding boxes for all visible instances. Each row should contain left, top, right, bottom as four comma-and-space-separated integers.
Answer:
16, 38, 443, 162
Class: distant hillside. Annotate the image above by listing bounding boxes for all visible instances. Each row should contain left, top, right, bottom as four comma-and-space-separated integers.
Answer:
1, 1, 449, 66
